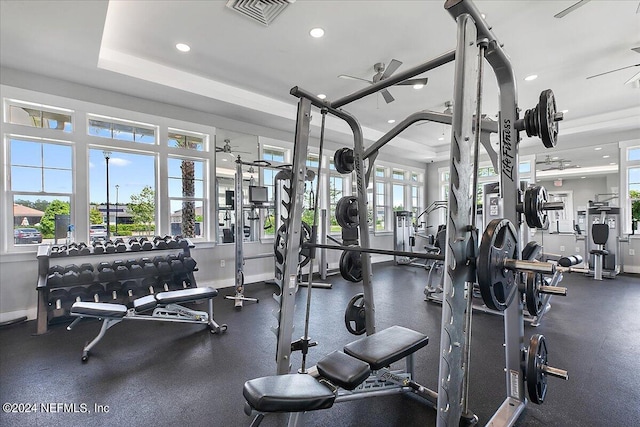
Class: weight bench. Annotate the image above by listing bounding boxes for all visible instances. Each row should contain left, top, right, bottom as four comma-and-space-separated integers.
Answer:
243, 326, 435, 426
67, 287, 227, 362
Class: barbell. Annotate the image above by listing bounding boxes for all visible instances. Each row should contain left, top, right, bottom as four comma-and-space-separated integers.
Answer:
519, 186, 565, 230
515, 89, 563, 149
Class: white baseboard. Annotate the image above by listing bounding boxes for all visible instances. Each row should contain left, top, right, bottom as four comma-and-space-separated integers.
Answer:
0, 308, 35, 324
623, 266, 640, 274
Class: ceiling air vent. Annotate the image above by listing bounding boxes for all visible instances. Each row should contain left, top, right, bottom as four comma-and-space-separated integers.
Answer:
225, 0, 295, 26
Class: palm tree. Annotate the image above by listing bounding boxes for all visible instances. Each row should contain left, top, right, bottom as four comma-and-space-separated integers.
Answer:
172, 132, 202, 238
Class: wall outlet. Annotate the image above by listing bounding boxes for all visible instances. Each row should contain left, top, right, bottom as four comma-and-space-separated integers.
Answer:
576, 247, 580, 254
630, 249, 636, 256
560, 246, 565, 252
220, 259, 225, 267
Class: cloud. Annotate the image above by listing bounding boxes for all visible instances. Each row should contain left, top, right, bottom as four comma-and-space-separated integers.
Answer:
110, 158, 132, 167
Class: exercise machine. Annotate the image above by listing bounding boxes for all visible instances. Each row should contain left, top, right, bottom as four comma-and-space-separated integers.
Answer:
586, 195, 621, 279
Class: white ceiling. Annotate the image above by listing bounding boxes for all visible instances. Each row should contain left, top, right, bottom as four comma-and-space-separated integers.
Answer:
1, 0, 639, 174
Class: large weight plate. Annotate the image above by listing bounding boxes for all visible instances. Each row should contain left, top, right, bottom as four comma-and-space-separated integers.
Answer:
334, 147, 355, 174
339, 250, 363, 282
538, 89, 558, 149
335, 196, 359, 229
477, 219, 519, 312
525, 271, 545, 317
527, 334, 549, 404
524, 186, 549, 230
344, 293, 366, 335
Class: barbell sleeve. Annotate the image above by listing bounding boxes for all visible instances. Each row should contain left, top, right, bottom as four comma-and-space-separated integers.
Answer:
539, 285, 567, 296
542, 201, 565, 211
503, 259, 556, 274
542, 365, 569, 381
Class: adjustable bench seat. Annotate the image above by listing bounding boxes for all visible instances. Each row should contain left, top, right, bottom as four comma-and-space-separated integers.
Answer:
343, 325, 429, 370
243, 350, 370, 413
132, 287, 219, 313
71, 302, 128, 319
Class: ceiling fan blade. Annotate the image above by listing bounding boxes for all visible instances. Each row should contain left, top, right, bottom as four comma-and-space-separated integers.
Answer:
381, 59, 402, 79
380, 89, 395, 104
554, 0, 591, 18
625, 70, 640, 85
586, 63, 640, 79
396, 78, 429, 86
632, 47, 640, 54
338, 74, 372, 83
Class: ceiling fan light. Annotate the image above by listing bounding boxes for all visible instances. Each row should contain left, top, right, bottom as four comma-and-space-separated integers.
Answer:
594, 147, 602, 150
309, 27, 324, 38
317, 94, 326, 99
524, 74, 538, 81
413, 83, 424, 89
175, 43, 190, 52
388, 119, 396, 124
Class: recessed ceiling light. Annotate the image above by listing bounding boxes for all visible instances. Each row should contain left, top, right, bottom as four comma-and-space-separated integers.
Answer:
594, 147, 602, 151
603, 155, 610, 158
317, 94, 326, 99
524, 74, 538, 81
388, 119, 396, 124
561, 109, 569, 114
413, 83, 424, 90
176, 43, 191, 52
552, 156, 559, 160
581, 176, 586, 179
438, 136, 444, 141
221, 158, 228, 162
610, 162, 617, 165
309, 28, 324, 38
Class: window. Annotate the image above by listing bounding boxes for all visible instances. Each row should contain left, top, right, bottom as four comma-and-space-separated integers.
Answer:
376, 167, 386, 178
6, 100, 72, 132
169, 157, 205, 238
303, 154, 320, 227
9, 137, 73, 246
329, 175, 344, 233
411, 186, 420, 217
263, 146, 285, 162
392, 169, 405, 180
89, 149, 156, 237
375, 181, 386, 231
393, 184, 405, 211
261, 146, 286, 237
629, 166, 640, 230
88, 115, 156, 144
168, 128, 205, 151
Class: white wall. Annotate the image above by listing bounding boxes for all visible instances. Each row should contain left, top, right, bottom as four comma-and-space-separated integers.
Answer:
0, 70, 426, 322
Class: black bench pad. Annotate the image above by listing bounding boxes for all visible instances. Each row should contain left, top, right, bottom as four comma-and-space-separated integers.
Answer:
133, 295, 157, 313
155, 287, 218, 304
71, 302, 128, 318
316, 351, 370, 391
343, 325, 429, 370
243, 374, 335, 413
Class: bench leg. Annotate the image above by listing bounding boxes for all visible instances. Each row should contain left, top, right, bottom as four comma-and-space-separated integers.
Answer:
249, 413, 264, 427
81, 318, 122, 362
208, 298, 228, 334
287, 412, 306, 427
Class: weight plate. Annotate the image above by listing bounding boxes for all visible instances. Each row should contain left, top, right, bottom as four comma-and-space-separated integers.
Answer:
525, 272, 545, 317
524, 186, 549, 230
344, 293, 366, 335
477, 219, 519, 312
527, 334, 549, 404
273, 222, 312, 267
335, 196, 359, 229
339, 250, 363, 282
334, 148, 355, 174
538, 90, 558, 148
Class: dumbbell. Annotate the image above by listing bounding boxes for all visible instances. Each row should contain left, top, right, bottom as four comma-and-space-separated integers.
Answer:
106, 282, 124, 303
154, 279, 171, 293
62, 265, 81, 286
169, 258, 186, 275
122, 280, 147, 305
113, 238, 127, 253
87, 284, 106, 302
153, 256, 173, 277
140, 258, 158, 277
558, 255, 583, 268
142, 277, 158, 295
104, 240, 117, 254
56, 245, 69, 257
153, 236, 169, 249
129, 238, 142, 252
112, 260, 130, 280
67, 243, 80, 256
78, 263, 95, 284
97, 262, 117, 282
126, 259, 144, 278
164, 236, 179, 249
49, 265, 65, 275
47, 270, 65, 288
181, 256, 197, 272
139, 237, 154, 251
68, 286, 89, 302
49, 246, 62, 258
77, 242, 91, 256
48, 289, 70, 317
92, 241, 105, 254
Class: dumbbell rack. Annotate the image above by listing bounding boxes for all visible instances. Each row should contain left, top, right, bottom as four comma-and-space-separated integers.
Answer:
35, 238, 197, 335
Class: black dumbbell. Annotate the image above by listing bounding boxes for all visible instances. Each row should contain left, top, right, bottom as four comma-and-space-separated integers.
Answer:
128, 238, 141, 252
63, 265, 80, 286
50, 246, 62, 258
142, 277, 157, 295
78, 263, 95, 284
153, 236, 169, 249
165, 236, 179, 249
77, 242, 91, 256
154, 279, 171, 293
47, 272, 64, 287
97, 262, 117, 282
48, 289, 70, 317
56, 245, 69, 257
87, 284, 106, 302
141, 260, 158, 277
68, 286, 89, 302
48, 265, 65, 275
92, 241, 105, 254
112, 260, 130, 280
122, 280, 147, 304
153, 256, 172, 276
106, 282, 124, 303
175, 237, 190, 249
170, 259, 186, 275
182, 256, 197, 272
114, 238, 127, 253
67, 243, 80, 256
104, 241, 117, 254
140, 237, 153, 251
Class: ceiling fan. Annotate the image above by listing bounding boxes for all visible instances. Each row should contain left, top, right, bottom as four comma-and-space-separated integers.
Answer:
536, 155, 579, 171
338, 59, 428, 104
586, 47, 640, 85
215, 138, 252, 155
555, 0, 640, 18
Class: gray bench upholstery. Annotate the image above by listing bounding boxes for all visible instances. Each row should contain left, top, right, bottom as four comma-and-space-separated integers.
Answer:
155, 287, 218, 304
70, 302, 127, 318
243, 374, 336, 413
